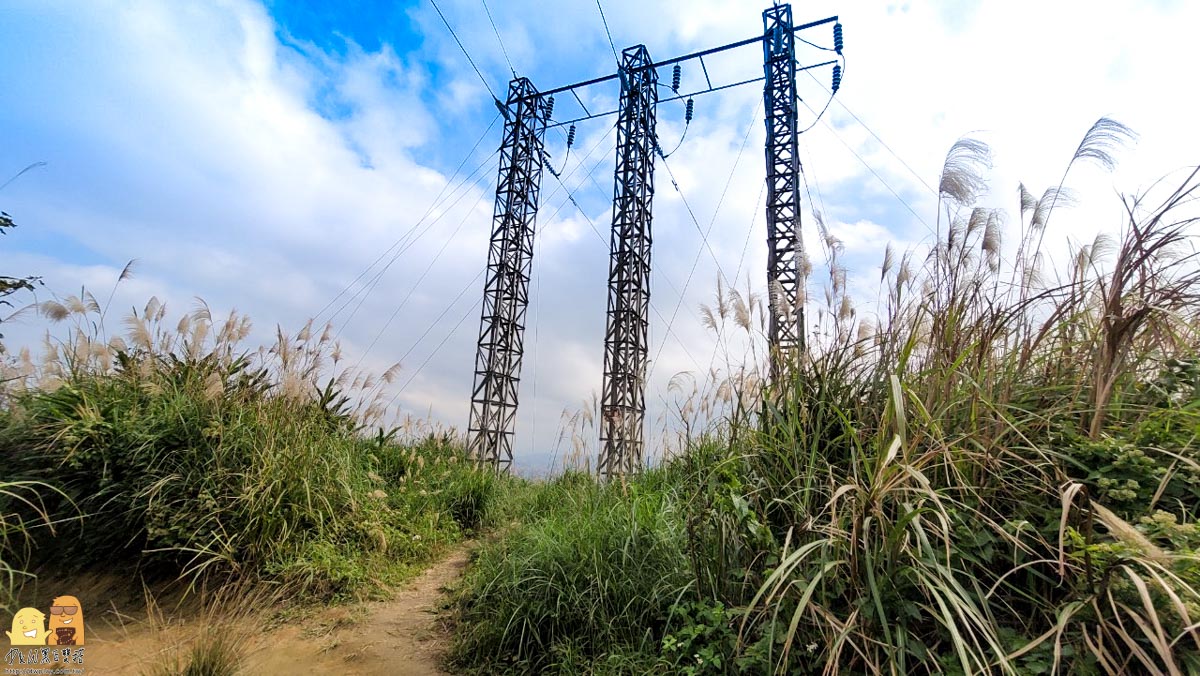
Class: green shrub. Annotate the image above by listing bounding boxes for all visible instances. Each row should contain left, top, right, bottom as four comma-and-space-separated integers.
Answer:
451, 120, 1200, 673
0, 298, 480, 600
449, 473, 691, 674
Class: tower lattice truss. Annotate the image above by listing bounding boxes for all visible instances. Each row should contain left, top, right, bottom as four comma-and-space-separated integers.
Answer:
467, 77, 550, 472
599, 45, 658, 479
763, 4, 805, 376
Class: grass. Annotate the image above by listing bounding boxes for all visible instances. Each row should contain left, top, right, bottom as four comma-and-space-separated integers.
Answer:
451, 471, 691, 673
2, 115, 1197, 673
0, 293, 511, 612
448, 119, 1200, 674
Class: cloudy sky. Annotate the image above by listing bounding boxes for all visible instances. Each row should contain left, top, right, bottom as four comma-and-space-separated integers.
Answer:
2, 0, 1197, 474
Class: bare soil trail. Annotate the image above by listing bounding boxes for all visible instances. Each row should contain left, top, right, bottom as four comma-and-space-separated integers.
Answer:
80, 545, 472, 675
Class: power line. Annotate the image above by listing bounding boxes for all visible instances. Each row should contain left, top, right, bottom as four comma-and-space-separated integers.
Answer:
380, 125, 617, 419
385, 294, 482, 411
429, 0, 498, 101
802, 65, 937, 196
800, 142, 830, 228
702, 181, 766, 378
350, 185, 493, 370
541, 130, 709, 375
649, 100, 760, 382
392, 269, 484, 373
327, 144, 499, 336
659, 156, 732, 290
546, 124, 711, 372
479, 0, 516, 76
314, 114, 500, 326
796, 95, 935, 234
595, 0, 619, 64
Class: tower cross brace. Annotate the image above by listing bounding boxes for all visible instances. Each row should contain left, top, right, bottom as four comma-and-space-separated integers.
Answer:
598, 45, 658, 479
467, 77, 551, 472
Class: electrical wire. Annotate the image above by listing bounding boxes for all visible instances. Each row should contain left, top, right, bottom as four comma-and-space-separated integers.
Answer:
595, 0, 619, 64
649, 100, 760, 382
551, 125, 695, 330
350, 184, 494, 370
541, 128, 709, 375
380, 124, 616, 417
385, 294, 482, 411
391, 269, 484, 373
701, 182, 766, 380
327, 144, 499, 337
313, 114, 500, 327
479, 0, 516, 76
801, 58, 937, 196
796, 56, 843, 135
659, 156, 732, 291
796, 35, 835, 52
429, 0, 498, 101
658, 119, 690, 159
796, 94, 936, 235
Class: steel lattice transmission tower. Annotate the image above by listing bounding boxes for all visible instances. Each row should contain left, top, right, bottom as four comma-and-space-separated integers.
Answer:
598, 45, 657, 479
467, 77, 551, 472
762, 4, 805, 377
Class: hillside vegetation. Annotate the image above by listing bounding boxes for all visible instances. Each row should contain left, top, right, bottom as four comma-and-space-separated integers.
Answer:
0, 297, 510, 608
449, 120, 1200, 674
2, 118, 1199, 675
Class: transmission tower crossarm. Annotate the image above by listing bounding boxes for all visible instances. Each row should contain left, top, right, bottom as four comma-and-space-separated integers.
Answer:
529, 16, 838, 101
468, 77, 551, 473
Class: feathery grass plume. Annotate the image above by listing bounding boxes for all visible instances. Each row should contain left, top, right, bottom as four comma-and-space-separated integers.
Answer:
832, 265, 847, 296
731, 289, 752, 332
699, 305, 717, 333
838, 295, 854, 323
938, 137, 991, 207
296, 318, 312, 344
98, 259, 137, 330
144, 296, 161, 323
715, 275, 728, 320
1031, 186, 1075, 230
881, 243, 895, 283
799, 251, 813, 278
124, 314, 153, 350
380, 361, 403, 385
64, 295, 87, 316
769, 279, 791, 326
39, 300, 68, 322
1071, 117, 1138, 172
190, 298, 212, 325
966, 206, 989, 239
982, 210, 1001, 262
82, 290, 101, 315
1019, 182, 1037, 216
896, 253, 913, 288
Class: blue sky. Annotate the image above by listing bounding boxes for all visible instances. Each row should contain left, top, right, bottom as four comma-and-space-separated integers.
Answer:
2, 0, 1198, 474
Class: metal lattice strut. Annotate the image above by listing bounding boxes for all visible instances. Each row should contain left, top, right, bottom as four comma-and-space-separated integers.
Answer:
599, 45, 657, 479
763, 4, 805, 377
468, 77, 550, 472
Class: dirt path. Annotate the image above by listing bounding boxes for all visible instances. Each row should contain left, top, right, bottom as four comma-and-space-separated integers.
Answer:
82, 545, 472, 675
